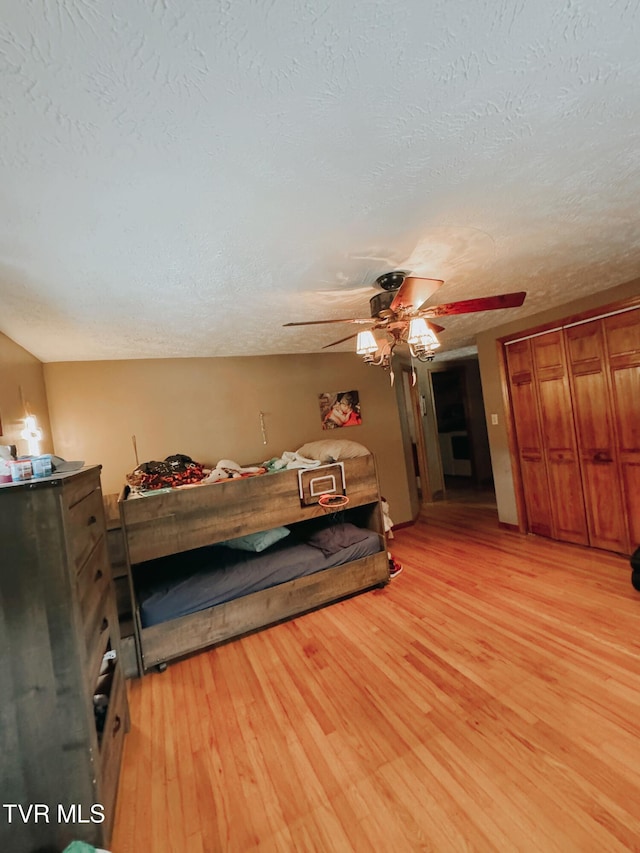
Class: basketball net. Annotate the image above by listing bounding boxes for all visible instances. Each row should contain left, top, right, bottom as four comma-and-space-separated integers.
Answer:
317, 493, 350, 519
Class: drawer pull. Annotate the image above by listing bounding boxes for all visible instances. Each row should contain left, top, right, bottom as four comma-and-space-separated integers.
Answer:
94, 568, 103, 583
112, 715, 122, 736
100, 617, 109, 633
87, 515, 98, 526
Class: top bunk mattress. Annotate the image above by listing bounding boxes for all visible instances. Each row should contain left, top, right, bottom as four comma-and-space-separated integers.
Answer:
135, 523, 383, 628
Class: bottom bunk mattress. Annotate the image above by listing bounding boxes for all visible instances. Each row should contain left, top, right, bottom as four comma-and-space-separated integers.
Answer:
135, 522, 383, 628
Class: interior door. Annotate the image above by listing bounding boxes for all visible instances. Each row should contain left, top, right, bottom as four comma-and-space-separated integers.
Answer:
565, 319, 629, 554
604, 308, 640, 551
531, 331, 589, 546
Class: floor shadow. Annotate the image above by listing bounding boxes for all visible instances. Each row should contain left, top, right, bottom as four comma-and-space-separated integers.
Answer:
442, 475, 497, 507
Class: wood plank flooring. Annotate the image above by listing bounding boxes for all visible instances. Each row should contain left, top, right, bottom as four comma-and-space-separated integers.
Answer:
110, 501, 640, 852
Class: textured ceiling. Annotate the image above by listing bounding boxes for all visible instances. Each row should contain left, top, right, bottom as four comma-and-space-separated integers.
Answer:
1, 0, 639, 362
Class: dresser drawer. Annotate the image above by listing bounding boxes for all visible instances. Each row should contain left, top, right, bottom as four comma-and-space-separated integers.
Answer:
64, 468, 101, 509
85, 597, 117, 687
99, 664, 127, 836
67, 487, 105, 574
78, 538, 112, 636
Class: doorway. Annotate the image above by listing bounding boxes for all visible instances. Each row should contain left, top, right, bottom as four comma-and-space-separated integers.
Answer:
429, 363, 495, 504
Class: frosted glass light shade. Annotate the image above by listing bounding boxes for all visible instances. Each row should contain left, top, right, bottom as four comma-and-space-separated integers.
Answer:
356, 330, 379, 354
408, 318, 440, 348
408, 317, 428, 343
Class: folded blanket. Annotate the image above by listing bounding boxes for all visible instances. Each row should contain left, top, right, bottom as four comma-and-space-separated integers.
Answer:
263, 451, 321, 471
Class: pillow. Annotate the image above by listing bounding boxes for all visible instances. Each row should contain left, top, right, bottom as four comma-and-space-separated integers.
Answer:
295, 440, 370, 464
221, 526, 290, 552
306, 522, 370, 557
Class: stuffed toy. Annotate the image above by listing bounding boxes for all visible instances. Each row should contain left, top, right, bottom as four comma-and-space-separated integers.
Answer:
202, 459, 265, 484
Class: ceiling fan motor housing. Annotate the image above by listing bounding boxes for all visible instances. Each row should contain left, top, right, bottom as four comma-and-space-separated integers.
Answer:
371, 270, 408, 316
369, 288, 398, 317
375, 271, 406, 291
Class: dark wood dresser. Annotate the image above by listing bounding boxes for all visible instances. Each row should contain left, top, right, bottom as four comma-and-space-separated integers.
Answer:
0, 466, 129, 853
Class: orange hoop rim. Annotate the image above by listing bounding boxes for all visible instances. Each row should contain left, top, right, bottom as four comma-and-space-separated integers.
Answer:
318, 493, 350, 509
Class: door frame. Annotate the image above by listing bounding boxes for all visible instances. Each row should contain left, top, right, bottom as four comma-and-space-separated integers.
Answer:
401, 366, 432, 504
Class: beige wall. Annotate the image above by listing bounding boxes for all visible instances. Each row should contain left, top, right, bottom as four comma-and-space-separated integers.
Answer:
476, 277, 640, 525
43, 352, 413, 522
0, 330, 53, 456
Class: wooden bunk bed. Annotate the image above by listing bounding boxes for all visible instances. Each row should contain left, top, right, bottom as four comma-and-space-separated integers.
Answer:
118, 455, 389, 672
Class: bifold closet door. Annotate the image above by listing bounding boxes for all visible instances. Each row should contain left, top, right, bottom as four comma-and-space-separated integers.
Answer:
603, 309, 640, 551
565, 319, 630, 555
530, 331, 589, 546
505, 339, 553, 538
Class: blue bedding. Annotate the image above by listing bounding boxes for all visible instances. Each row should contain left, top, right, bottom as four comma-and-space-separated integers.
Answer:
136, 525, 383, 628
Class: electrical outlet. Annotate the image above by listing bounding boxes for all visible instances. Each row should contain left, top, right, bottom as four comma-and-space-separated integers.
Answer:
491, 413, 499, 425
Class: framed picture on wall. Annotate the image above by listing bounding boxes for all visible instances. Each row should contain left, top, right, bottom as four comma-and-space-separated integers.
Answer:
319, 390, 362, 429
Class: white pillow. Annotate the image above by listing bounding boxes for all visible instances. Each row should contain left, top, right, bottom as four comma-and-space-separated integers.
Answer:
295, 440, 370, 463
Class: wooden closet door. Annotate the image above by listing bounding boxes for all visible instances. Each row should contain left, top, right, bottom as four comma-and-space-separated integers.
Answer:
604, 308, 640, 551
565, 320, 629, 554
531, 331, 588, 546
506, 339, 553, 538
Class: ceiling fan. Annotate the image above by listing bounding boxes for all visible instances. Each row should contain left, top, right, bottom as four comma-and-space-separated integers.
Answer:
284, 271, 526, 376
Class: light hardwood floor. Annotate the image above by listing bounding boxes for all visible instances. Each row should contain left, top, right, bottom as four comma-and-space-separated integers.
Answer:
110, 501, 640, 852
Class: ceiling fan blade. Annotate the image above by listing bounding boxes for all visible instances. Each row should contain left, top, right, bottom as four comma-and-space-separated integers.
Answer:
283, 317, 374, 327
389, 276, 445, 312
322, 332, 360, 349
425, 291, 527, 317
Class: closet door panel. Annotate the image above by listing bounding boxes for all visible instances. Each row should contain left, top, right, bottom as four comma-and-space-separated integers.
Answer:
532, 332, 588, 545
605, 309, 640, 550
522, 463, 554, 537
506, 340, 553, 538
566, 321, 629, 554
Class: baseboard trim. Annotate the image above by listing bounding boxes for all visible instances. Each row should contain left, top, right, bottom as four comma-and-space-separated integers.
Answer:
392, 519, 416, 532
498, 521, 520, 533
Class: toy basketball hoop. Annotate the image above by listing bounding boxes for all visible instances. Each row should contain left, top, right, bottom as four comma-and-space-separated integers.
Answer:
298, 463, 346, 507
318, 493, 350, 512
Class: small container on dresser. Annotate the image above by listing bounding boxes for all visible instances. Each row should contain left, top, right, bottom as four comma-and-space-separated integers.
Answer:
0, 465, 129, 853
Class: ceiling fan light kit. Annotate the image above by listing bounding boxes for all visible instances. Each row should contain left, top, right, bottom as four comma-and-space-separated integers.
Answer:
407, 318, 441, 362
355, 330, 379, 355
284, 270, 526, 377
359, 339, 394, 372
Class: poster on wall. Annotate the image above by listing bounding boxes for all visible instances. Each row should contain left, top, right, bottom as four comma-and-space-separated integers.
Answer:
319, 390, 362, 429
